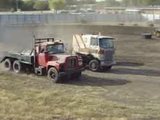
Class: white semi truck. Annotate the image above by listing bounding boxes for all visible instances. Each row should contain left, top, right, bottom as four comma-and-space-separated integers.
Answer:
72, 34, 116, 72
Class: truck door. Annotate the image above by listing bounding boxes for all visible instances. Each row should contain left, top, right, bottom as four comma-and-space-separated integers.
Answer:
38, 48, 48, 67
90, 37, 99, 57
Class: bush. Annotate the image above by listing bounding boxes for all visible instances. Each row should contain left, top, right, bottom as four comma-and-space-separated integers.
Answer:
48, 0, 65, 11
21, 0, 35, 11
33, 1, 49, 10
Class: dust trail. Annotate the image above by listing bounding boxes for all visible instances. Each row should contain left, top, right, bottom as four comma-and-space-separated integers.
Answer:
0, 24, 153, 52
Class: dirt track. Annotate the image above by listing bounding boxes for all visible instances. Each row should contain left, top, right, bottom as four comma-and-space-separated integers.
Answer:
0, 26, 160, 119
1, 33, 160, 98
79, 33, 160, 108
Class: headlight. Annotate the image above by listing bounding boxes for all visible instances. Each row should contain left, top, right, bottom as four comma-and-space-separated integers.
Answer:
77, 56, 83, 66
78, 61, 83, 66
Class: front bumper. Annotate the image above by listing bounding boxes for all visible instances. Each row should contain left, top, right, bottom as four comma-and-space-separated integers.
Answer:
59, 67, 85, 78
100, 60, 116, 67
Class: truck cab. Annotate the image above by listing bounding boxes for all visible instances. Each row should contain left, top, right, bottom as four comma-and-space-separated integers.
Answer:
72, 34, 116, 72
33, 38, 84, 82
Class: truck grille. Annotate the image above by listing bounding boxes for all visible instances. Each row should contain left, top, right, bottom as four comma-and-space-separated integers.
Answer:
104, 50, 114, 61
66, 57, 77, 69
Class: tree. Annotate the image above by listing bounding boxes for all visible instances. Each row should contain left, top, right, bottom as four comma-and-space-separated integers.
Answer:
105, 0, 120, 6
48, 0, 66, 11
122, 0, 160, 6
0, 0, 9, 8
33, 1, 49, 10
0, 0, 14, 11
21, 0, 35, 11
65, 0, 76, 5
144, 0, 160, 5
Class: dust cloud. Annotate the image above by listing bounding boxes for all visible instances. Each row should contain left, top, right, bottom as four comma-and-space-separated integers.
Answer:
0, 24, 153, 52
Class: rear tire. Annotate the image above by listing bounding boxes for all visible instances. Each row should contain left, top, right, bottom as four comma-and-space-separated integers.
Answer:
3, 59, 12, 71
13, 60, 21, 73
89, 59, 100, 72
48, 67, 60, 83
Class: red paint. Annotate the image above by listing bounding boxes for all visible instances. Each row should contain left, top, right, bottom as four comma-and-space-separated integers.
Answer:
37, 53, 49, 67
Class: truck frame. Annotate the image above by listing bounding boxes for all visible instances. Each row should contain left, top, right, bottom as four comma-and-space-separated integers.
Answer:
0, 37, 84, 83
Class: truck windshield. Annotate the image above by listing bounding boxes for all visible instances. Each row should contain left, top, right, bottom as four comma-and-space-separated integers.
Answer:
99, 38, 114, 49
47, 44, 64, 54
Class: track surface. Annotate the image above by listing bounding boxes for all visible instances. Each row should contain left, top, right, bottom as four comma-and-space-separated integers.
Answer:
0, 33, 160, 119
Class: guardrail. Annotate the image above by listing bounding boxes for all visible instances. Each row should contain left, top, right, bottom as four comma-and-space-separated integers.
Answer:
0, 12, 151, 25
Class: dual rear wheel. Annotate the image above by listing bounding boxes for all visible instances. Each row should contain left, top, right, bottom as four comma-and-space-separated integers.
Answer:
3, 59, 81, 83
3, 59, 12, 71
3, 59, 21, 73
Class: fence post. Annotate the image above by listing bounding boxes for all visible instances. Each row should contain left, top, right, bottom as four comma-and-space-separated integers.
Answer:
0, 15, 1, 25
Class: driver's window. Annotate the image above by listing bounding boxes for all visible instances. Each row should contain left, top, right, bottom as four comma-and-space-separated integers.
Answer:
90, 38, 98, 46
40, 48, 45, 53
40, 46, 46, 53
57, 45, 64, 51
47, 46, 56, 53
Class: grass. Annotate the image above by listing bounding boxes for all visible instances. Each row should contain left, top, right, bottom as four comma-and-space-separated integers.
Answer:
0, 72, 160, 120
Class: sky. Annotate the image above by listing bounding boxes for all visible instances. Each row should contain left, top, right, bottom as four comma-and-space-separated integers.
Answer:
96, 0, 122, 2
96, 0, 105, 2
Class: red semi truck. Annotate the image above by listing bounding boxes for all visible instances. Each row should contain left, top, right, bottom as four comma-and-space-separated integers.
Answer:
0, 37, 84, 83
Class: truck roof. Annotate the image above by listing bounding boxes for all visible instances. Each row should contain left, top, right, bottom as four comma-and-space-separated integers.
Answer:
38, 40, 63, 46
82, 34, 114, 39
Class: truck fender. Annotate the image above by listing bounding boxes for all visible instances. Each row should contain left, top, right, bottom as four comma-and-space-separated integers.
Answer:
1, 57, 18, 63
0, 57, 13, 63
47, 62, 60, 71
0, 57, 7, 63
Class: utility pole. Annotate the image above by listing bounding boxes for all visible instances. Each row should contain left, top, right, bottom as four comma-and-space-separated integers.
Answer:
16, 0, 19, 11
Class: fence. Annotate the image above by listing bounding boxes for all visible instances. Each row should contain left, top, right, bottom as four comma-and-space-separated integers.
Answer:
0, 12, 152, 26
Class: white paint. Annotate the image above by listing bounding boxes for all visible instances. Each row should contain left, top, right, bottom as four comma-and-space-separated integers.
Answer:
142, 13, 160, 21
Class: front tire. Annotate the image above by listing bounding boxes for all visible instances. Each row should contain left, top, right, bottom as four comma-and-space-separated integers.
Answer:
13, 60, 21, 73
89, 59, 100, 72
3, 59, 12, 71
48, 67, 60, 83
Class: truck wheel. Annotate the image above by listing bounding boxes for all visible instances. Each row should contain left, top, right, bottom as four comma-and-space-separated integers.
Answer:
48, 67, 60, 83
89, 59, 100, 72
13, 60, 21, 73
3, 59, 12, 71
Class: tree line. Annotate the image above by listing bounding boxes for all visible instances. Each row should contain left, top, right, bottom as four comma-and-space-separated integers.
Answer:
0, 0, 159, 11
0, 0, 67, 11
0, 0, 96, 11
102, 0, 160, 7
122, 0, 160, 6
